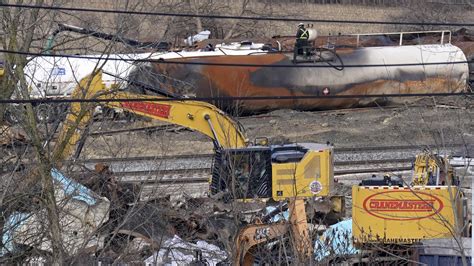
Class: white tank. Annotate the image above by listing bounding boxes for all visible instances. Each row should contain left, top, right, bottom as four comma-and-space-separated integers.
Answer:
307, 28, 318, 41
24, 47, 270, 99
24, 54, 147, 98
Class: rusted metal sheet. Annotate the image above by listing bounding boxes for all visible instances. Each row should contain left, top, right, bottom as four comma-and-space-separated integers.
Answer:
130, 44, 468, 114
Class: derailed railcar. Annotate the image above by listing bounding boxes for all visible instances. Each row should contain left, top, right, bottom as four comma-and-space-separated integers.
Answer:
129, 43, 469, 114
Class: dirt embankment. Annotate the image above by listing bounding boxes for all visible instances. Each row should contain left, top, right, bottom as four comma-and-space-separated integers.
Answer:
83, 97, 473, 158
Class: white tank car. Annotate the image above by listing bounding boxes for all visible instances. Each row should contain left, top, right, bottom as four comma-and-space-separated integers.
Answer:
18, 43, 269, 122
128, 43, 468, 113
24, 41, 270, 99
25, 53, 150, 98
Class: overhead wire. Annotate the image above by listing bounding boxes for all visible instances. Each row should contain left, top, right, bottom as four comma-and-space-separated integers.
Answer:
0, 49, 472, 68
0, 4, 471, 104
0, 47, 472, 104
0, 3, 473, 27
0, 92, 472, 104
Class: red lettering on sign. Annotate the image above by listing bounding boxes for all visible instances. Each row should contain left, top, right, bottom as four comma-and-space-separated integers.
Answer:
368, 199, 435, 212
362, 191, 444, 221
121, 102, 171, 118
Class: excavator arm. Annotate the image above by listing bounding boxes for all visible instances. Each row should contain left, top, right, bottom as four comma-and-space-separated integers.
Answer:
233, 199, 313, 265
52, 71, 330, 264
53, 71, 248, 163
45, 23, 169, 53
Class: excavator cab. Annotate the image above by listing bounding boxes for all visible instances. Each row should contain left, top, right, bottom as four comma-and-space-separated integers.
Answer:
211, 143, 334, 201
58, 73, 337, 264
211, 146, 273, 199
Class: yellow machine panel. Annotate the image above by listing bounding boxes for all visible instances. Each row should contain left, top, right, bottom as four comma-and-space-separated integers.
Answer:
272, 146, 334, 201
352, 186, 464, 245
412, 152, 455, 186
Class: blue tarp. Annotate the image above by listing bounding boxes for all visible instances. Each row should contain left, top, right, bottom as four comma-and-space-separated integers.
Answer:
51, 168, 97, 205
314, 219, 359, 261
264, 206, 289, 222
264, 207, 359, 261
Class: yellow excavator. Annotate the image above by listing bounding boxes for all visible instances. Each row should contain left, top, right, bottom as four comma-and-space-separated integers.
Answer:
52, 71, 340, 264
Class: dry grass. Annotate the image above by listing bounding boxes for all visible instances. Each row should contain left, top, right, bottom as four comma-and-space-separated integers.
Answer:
43, 0, 472, 54
67, 1, 473, 35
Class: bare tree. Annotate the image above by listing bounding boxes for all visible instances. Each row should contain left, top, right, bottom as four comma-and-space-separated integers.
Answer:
0, 1, 472, 265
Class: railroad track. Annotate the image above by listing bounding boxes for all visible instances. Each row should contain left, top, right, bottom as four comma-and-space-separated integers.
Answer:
3, 143, 470, 201
2, 143, 468, 176
106, 158, 471, 202
69, 144, 470, 184
80, 159, 469, 184
79, 142, 467, 162
76, 143, 467, 168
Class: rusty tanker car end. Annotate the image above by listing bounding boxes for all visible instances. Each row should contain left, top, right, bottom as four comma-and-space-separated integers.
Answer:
128, 30, 469, 115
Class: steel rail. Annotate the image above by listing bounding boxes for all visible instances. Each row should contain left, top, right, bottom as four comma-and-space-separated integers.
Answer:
78, 164, 469, 185
77, 143, 466, 164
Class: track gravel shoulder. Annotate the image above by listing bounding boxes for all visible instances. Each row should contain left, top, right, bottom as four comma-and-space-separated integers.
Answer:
84, 97, 473, 158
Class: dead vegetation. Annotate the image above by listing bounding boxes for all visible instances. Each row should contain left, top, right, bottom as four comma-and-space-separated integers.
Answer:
0, 0, 472, 264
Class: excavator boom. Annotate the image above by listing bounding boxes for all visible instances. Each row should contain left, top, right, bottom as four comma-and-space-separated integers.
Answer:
53, 71, 247, 163
52, 71, 337, 264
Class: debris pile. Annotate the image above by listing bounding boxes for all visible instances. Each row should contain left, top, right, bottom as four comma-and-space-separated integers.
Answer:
144, 235, 226, 266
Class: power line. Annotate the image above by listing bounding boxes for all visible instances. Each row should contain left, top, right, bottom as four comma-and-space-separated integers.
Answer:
0, 49, 472, 68
1, 92, 472, 104
0, 3, 473, 27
